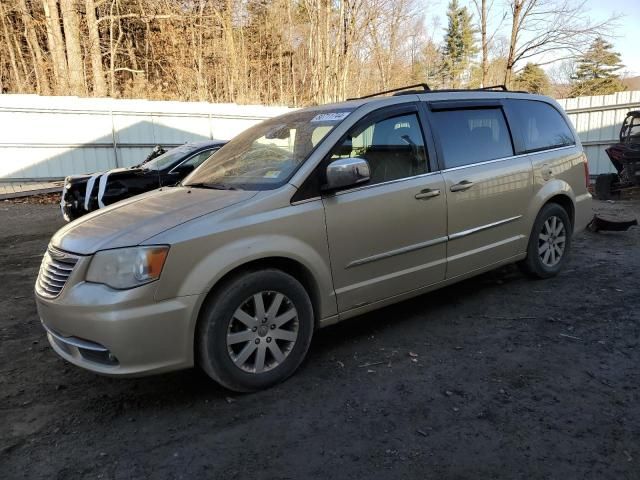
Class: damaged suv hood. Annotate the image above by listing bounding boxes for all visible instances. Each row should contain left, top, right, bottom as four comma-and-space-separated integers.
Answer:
51, 187, 257, 255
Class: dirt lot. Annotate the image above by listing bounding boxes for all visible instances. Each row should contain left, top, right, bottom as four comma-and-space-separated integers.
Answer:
1, 199, 639, 479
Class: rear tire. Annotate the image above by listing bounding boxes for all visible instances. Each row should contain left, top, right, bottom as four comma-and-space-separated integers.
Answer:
520, 203, 572, 279
196, 269, 314, 392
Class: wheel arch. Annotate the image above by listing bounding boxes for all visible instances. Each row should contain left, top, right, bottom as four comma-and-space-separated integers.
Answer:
191, 255, 326, 368
544, 193, 575, 228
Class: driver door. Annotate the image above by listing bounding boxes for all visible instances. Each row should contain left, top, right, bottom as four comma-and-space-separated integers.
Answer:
322, 104, 447, 313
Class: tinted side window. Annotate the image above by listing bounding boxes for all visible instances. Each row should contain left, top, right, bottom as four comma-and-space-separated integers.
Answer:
331, 113, 428, 185
182, 148, 218, 169
432, 108, 514, 169
509, 100, 575, 153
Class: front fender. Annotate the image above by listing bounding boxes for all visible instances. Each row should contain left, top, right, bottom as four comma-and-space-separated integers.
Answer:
179, 234, 333, 302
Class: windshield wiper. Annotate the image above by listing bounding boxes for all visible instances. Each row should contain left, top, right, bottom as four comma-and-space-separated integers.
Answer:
186, 182, 240, 191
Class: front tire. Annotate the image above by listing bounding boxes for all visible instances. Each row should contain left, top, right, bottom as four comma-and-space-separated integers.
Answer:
197, 269, 314, 392
520, 203, 572, 279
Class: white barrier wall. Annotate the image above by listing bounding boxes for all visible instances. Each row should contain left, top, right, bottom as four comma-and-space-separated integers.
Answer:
557, 90, 640, 175
0, 95, 293, 179
1, 91, 639, 179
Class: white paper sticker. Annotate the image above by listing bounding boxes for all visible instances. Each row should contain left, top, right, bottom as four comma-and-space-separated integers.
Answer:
311, 112, 350, 123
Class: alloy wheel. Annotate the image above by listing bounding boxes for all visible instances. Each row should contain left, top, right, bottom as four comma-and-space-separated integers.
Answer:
226, 291, 299, 373
538, 215, 566, 267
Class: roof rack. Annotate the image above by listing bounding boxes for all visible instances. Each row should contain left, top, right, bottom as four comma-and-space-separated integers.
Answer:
347, 83, 529, 101
347, 83, 431, 101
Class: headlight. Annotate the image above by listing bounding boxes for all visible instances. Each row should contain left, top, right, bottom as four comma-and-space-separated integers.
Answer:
86, 246, 169, 289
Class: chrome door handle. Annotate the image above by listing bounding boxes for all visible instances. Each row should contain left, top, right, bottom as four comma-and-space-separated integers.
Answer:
415, 188, 441, 200
450, 180, 474, 192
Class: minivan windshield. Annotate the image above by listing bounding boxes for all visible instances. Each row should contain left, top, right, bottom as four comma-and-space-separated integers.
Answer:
184, 108, 354, 190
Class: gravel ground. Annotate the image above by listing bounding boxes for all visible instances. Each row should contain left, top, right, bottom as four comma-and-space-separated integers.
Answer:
1, 199, 639, 479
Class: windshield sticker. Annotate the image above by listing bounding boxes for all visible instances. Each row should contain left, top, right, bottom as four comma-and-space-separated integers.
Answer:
311, 112, 350, 123
264, 170, 281, 178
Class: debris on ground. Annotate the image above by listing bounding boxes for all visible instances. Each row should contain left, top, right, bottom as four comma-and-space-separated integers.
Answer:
588, 213, 638, 232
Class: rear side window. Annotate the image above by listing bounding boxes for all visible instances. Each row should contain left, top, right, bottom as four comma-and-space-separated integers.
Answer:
431, 108, 514, 169
508, 100, 575, 153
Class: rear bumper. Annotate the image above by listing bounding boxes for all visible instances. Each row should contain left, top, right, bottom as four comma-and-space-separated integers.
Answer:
35, 280, 203, 376
573, 191, 593, 234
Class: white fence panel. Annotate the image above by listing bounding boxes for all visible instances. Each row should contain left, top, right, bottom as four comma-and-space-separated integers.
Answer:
0, 95, 292, 179
2, 91, 639, 179
558, 90, 640, 175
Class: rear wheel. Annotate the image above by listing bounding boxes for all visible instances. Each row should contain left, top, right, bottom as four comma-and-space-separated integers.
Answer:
520, 203, 572, 279
197, 269, 314, 392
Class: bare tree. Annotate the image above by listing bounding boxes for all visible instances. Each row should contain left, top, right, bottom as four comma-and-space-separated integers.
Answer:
503, 0, 616, 87
85, 0, 107, 96
42, 0, 70, 92
59, 0, 85, 95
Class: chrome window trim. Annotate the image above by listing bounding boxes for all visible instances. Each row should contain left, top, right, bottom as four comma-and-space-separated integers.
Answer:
324, 144, 576, 197
332, 171, 442, 196
441, 145, 576, 173
290, 196, 322, 206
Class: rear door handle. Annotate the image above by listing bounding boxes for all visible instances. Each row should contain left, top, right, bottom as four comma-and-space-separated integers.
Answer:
450, 180, 474, 192
415, 188, 441, 200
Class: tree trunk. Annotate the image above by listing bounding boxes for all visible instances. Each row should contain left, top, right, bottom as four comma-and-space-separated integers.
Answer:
0, 4, 25, 91
43, 0, 69, 93
505, 0, 522, 87
84, 0, 107, 96
18, 0, 51, 94
60, 0, 85, 95
480, 0, 488, 87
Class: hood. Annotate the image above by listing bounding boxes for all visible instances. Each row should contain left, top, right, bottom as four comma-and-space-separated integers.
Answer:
66, 167, 140, 187
52, 186, 257, 255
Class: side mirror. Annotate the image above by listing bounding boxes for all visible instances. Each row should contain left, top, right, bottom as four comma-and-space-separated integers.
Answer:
325, 157, 370, 190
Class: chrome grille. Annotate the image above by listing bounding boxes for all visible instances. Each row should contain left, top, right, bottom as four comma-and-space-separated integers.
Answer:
37, 248, 79, 298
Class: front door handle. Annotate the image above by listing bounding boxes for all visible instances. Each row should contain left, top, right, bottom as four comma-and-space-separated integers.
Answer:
415, 188, 441, 200
450, 180, 474, 192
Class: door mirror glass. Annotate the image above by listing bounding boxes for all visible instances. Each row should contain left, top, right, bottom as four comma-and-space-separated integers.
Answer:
325, 157, 370, 190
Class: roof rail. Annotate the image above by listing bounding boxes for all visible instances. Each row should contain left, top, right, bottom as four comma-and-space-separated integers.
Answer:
347, 83, 431, 101
346, 83, 532, 101
479, 85, 508, 91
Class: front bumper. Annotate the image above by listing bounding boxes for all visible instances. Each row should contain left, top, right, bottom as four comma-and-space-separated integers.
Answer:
35, 273, 203, 377
60, 183, 86, 222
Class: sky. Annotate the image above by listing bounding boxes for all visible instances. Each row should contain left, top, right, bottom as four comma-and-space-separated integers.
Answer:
425, 0, 640, 77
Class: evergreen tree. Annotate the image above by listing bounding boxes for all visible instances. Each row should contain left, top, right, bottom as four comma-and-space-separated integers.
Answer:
441, 0, 478, 88
514, 63, 550, 94
570, 37, 625, 97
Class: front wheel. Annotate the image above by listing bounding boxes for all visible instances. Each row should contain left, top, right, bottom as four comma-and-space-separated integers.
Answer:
197, 269, 314, 392
519, 203, 572, 279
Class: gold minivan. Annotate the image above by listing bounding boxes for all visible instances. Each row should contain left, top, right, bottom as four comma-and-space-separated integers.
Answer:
35, 86, 592, 391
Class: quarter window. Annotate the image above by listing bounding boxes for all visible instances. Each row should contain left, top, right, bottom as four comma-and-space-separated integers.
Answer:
508, 100, 575, 153
432, 108, 514, 169
331, 113, 428, 185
